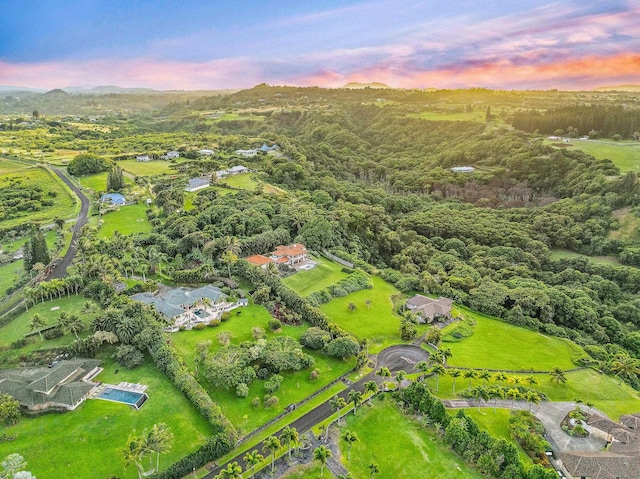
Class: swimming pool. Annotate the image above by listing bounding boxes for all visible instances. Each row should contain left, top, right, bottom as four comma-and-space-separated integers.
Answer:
97, 387, 148, 409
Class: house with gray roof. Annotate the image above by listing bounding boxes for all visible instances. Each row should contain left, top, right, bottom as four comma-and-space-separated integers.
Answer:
185, 177, 210, 192
405, 295, 453, 323
0, 359, 101, 412
557, 412, 640, 479
131, 285, 241, 332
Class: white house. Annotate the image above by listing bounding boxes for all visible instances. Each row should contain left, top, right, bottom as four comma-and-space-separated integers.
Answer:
185, 178, 210, 192
161, 150, 180, 159
451, 166, 475, 173
234, 149, 257, 157
198, 149, 215, 156
136, 155, 151, 162
228, 165, 249, 175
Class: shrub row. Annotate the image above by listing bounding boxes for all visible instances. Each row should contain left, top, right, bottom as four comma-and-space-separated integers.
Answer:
307, 269, 372, 306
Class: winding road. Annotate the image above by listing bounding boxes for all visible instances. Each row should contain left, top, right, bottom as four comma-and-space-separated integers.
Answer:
0, 167, 89, 318
204, 345, 430, 478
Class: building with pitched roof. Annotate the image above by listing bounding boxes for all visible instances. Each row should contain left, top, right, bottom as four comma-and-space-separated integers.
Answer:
246, 243, 309, 269
185, 177, 210, 192
0, 359, 101, 412
131, 285, 240, 332
405, 295, 454, 323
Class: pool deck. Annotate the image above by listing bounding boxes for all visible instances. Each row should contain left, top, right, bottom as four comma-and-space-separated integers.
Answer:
90, 381, 148, 398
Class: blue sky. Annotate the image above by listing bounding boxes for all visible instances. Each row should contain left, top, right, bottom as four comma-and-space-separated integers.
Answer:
1, 0, 639, 90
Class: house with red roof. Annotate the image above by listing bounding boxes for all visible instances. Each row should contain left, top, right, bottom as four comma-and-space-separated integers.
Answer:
246, 243, 309, 269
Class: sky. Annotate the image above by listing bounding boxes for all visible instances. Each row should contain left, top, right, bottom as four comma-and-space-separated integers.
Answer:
0, 0, 639, 91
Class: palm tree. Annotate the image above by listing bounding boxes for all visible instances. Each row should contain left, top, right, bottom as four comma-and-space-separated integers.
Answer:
493, 372, 508, 384
67, 314, 85, 339
526, 391, 541, 412
243, 450, 264, 479
314, 445, 332, 478
338, 474, 354, 479
146, 423, 173, 473
279, 426, 299, 461
429, 350, 444, 366
506, 388, 520, 408
478, 370, 491, 386
430, 363, 446, 392
216, 461, 242, 479
509, 376, 521, 386
348, 390, 363, 415
29, 314, 46, 341
376, 367, 391, 379
610, 354, 640, 383
221, 249, 237, 278
368, 462, 380, 478
341, 430, 359, 460
330, 395, 347, 424
464, 369, 477, 390
364, 380, 378, 395
395, 370, 407, 386
448, 369, 462, 394
441, 347, 453, 364
472, 386, 490, 405
262, 436, 281, 474
57, 311, 70, 329
416, 361, 430, 381
549, 367, 567, 384
123, 435, 147, 479
524, 375, 539, 387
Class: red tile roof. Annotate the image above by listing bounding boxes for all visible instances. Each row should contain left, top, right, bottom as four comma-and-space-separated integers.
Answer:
246, 255, 272, 266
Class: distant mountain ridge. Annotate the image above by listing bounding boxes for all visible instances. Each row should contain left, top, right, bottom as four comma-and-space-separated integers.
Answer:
593, 85, 640, 92
342, 82, 392, 89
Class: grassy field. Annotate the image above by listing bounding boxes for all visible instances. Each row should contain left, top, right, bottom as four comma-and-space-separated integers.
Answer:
557, 140, 640, 173
171, 302, 355, 435
320, 276, 407, 353
278, 463, 324, 479
609, 207, 640, 242
0, 158, 31, 174
97, 202, 152, 238
338, 396, 484, 479
0, 295, 94, 345
0, 260, 24, 296
0, 359, 213, 479
550, 249, 619, 265
220, 174, 260, 191
0, 167, 77, 228
442, 308, 580, 371
117, 159, 181, 176
283, 257, 348, 297
408, 111, 486, 122
461, 409, 531, 464
78, 172, 108, 192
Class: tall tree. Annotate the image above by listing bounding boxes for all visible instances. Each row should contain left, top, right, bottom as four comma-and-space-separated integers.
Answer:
242, 450, 263, 479
146, 422, 174, 473
330, 395, 347, 424
216, 461, 242, 479
107, 164, 125, 191
348, 390, 363, 415
549, 367, 567, 384
29, 314, 46, 341
24, 226, 50, 272
262, 436, 281, 474
279, 426, 299, 462
449, 369, 462, 394
341, 430, 359, 460
368, 462, 380, 478
313, 445, 332, 478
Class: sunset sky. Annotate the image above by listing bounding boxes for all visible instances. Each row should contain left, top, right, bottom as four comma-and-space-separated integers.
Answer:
1, 0, 639, 91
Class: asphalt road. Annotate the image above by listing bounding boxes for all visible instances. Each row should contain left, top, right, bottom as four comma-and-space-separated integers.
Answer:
205, 345, 429, 478
0, 168, 89, 318
47, 168, 90, 279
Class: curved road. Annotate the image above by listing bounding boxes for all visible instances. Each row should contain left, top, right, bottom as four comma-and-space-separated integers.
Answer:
0, 168, 89, 317
205, 345, 429, 478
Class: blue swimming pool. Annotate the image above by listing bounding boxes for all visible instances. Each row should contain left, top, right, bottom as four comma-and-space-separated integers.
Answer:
97, 388, 148, 409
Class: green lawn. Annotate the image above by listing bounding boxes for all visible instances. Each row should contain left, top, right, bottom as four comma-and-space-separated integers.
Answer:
117, 159, 181, 176
0, 359, 212, 479
442, 308, 580, 371
408, 111, 487, 122
0, 158, 31, 174
338, 397, 484, 479
171, 302, 355, 435
557, 140, 640, 173
278, 463, 324, 479
550, 249, 619, 265
283, 257, 348, 297
97, 202, 152, 238
220, 174, 259, 191
78, 172, 109, 192
609, 207, 640, 242
0, 260, 24, 296
0, 167, 77, 228
320, 277, 407, 352
0, 295, 94, 346
461, 409, 531, 464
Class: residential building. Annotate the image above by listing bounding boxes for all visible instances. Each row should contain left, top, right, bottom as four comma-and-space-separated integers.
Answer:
160, 150, 180, 159
246, 243, 309, 268
198, 149, 215, 155
451, 166, 475, 173
185, 177, 210, 192
0, 359, 101, 412
405, 295, 453, 323
100, 193, 126, 207
136, 155, 151, 162
234, 149, 257, 157
228, 165, 249, 174
131, 285, 242, 332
